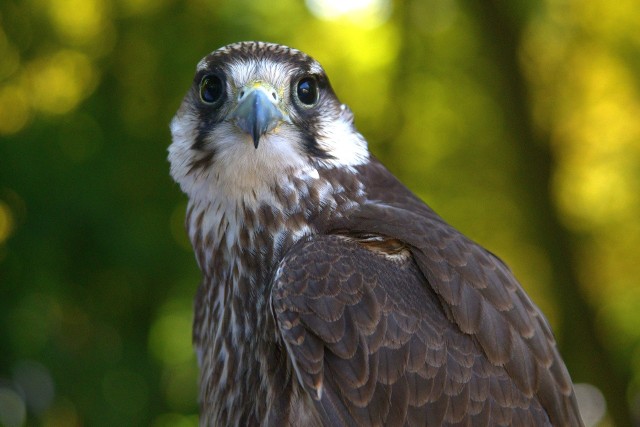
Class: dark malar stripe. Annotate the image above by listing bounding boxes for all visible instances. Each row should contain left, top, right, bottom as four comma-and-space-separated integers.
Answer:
187, 151, 215, 175
186, 127, 218, 175
302, 134, 334, 160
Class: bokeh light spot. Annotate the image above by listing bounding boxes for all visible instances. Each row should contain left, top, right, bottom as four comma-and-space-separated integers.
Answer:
306, 0, 391, 27
161, 362, 198, 411
551, 48, 640, 231
42, 398, 80, 427
149, 302, 194, 365
152, 413, 198, 427
13, 360, 55, 414
0, 85, 31, 135
9, 293, 62, 356
119, 0, 173, 16
0, 387, 26, 427
27, 50, 98, 115
0, 200, 14, 243
0, 28, 21, 80
574, 383, 607, 427
48, 0, 108, 44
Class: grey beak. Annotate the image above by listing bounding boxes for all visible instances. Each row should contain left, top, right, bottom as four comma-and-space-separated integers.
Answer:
231, 87, 284, 148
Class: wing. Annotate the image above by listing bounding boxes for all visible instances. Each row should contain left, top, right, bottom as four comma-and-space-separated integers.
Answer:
272, 234, 565, 426
316, 158, 582, 426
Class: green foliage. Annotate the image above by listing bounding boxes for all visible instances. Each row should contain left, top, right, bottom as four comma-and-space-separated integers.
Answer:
1, 0, 639, 425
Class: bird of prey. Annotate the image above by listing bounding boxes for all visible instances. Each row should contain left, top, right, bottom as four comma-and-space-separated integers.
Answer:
168, 41, 583, 426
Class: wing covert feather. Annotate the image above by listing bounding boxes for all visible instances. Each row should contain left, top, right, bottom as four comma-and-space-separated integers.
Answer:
272, 234, 567, 426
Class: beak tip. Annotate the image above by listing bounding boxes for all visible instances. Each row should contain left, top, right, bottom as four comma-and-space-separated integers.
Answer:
251, 119, 261, 148
232, 87, 283, 149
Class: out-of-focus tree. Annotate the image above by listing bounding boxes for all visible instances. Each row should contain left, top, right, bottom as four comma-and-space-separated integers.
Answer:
0, 0, 638, 426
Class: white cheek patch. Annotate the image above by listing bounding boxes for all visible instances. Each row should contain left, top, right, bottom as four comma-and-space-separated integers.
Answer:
315, 107, 369, 170
168, 110, 203, 193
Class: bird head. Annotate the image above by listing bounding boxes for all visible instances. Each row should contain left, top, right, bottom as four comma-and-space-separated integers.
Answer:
169, 42, 369, 199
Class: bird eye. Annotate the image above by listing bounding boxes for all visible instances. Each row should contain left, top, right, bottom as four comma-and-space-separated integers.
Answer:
296, 77, 318, 106
199, 74, 223, 105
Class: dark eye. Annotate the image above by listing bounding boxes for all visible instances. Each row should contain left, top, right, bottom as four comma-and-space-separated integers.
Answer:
296, 77, 318, 106
199, 74, 223, 104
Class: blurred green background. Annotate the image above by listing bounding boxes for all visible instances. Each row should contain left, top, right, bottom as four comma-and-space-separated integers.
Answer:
1, 0, 639, 426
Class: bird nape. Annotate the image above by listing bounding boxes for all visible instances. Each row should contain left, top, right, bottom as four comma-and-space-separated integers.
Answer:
168, 41, 584, 427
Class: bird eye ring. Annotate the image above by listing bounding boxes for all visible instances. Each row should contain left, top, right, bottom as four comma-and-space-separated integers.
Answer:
199, 74, 224, 105
295, 77, 319, 107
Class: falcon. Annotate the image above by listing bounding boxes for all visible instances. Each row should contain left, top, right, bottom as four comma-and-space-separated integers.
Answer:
168, 41, 583, 426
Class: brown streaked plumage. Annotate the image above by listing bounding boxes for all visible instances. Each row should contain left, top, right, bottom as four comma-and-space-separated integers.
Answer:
168, 41, 584, 426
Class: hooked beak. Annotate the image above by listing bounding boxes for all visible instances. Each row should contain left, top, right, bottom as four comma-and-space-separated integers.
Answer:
230, 83, 284, 148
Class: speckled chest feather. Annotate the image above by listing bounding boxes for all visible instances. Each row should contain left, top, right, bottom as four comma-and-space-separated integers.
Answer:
187, 168, 364, 426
